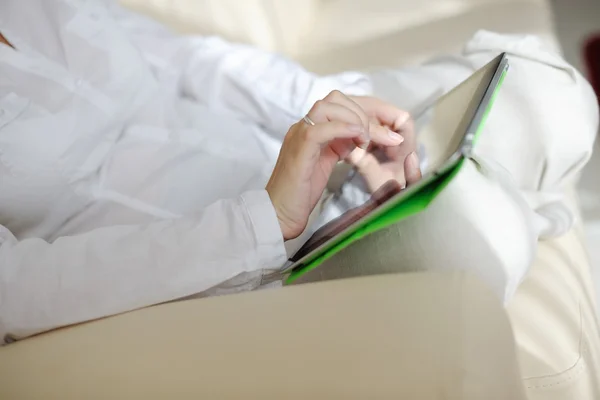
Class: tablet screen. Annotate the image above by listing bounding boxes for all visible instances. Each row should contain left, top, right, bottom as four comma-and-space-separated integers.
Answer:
289, 55, 504, 264
413, 60, 499, 174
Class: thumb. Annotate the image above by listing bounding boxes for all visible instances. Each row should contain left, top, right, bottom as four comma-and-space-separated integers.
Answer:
404, 152, 422, 186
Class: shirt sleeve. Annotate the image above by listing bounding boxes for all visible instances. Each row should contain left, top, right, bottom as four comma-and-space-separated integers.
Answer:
107, 1, 373, 136
0, 190, 286, 343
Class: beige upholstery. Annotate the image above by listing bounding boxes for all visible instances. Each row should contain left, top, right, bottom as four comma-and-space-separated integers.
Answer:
507, 192, 600, 398
120, 0, 318, 53
0, 273, 527, 399
110, 0, 600, 397
0, 0, 598, 398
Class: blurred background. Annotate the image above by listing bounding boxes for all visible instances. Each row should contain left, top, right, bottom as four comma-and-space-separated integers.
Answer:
121, 0, 600, 301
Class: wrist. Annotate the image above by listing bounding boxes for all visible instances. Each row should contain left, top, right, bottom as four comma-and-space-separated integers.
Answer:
277, 216, 294, 242
265, 188, 300, 241
239, 190, 288, 268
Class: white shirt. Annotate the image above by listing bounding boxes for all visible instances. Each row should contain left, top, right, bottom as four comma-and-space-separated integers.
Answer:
0, 0, 372, 342
2, 0, 595, 343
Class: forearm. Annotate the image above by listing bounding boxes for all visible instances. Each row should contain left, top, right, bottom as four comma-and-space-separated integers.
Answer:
0, 191, 286, 343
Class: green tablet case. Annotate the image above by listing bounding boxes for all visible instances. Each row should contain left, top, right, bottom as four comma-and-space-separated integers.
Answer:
285, 67, 507, 284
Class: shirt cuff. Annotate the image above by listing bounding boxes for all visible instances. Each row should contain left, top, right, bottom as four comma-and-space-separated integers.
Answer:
240, 190, 288, 270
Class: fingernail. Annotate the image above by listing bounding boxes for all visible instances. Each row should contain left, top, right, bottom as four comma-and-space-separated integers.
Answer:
396, 112, 410, 128
388, 129, 404, 144
407, 151, 419, 169
360, 140, 370, 150
348, 124, 364, 133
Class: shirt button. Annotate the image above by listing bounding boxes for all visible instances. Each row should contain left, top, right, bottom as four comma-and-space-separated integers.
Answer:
75, 79, 84, 87
4, 334, 17, 344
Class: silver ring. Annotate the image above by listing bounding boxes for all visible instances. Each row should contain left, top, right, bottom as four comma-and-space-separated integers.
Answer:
303, 115, 316, 126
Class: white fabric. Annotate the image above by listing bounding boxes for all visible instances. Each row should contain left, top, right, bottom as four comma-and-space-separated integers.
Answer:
0, 0, 371, 342
0, 0, 595, 341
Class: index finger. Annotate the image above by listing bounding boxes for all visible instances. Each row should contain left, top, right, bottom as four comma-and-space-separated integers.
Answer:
384, 117, 416, 162
323, 91, 371, 148
324, 90, 370, 131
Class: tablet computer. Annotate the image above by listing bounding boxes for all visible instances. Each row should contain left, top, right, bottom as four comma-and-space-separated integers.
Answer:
282, 53, 509, 283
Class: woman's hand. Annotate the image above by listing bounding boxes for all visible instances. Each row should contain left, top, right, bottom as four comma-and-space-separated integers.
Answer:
266, 90, 405, 240
347, 96, 423, 192
347, 144, 423, 192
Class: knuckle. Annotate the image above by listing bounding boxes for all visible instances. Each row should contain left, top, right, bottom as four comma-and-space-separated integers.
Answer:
283, 124, 299, 143
315, 99, 326, 108
326, 89, 344, 100
312, 99, 327, 112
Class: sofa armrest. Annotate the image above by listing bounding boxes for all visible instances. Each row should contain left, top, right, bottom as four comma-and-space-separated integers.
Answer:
0, 273, 526, 399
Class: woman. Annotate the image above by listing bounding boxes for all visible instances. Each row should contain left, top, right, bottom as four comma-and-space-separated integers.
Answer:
0, 1, 597, 343
0, 0, 424, 342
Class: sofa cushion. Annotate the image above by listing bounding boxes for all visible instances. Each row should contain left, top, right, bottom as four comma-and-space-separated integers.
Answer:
507, 192, 600, 399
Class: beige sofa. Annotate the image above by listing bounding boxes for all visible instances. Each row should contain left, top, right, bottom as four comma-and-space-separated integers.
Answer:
0, 272, 531, 399
1, 0, 599, 398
